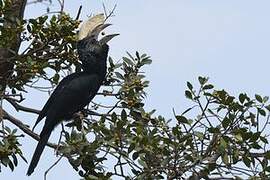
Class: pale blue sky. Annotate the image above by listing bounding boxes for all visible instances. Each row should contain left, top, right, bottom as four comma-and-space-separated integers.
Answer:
2, 1, 270, 179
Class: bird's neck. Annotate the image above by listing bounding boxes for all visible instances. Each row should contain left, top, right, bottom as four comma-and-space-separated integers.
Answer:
82, 60, 107, 78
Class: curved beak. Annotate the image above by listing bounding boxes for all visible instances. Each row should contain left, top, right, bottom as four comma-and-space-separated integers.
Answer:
78, 14, 119, 43
89, 23, 112, 40
99, 34, 120, 45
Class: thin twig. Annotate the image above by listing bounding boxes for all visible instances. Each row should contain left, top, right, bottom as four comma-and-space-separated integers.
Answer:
75, 5, 82, 20
57, 0, 64, 13
0, 91, 4, 136
44, 155, 64, 180
103, 3, 117, 22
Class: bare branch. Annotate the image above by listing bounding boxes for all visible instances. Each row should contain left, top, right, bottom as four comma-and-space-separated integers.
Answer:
75, 5, 82, 20
5, 97, 40, 114
57, 0, 64, 13
103, 3, 117, 22
2, 109, 57, 149
44, 155, 64, 180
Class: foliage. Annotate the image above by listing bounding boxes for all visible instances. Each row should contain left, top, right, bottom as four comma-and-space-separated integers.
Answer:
59, 62, 270, 179
1, 0, 80, 92
0, 127, 26, 172
1, 1, 270, 179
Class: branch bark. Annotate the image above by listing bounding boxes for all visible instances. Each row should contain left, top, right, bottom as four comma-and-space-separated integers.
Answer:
5, 97, 40, 114
2, 108, 58, 149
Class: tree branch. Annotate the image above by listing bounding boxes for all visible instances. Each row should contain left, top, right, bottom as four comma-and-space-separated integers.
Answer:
5, 97, 40, 114
2, 108, 58, 149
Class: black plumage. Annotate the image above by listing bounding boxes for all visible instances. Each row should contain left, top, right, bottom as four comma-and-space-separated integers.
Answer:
27, 19, 118, 175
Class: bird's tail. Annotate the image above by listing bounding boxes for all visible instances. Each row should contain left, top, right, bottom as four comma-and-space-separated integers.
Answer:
27, 128, 52, 176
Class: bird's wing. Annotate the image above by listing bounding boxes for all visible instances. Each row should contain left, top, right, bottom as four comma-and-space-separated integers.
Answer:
33, 73, 85, 130
28, 73, 101, 174
44, 73, 101, 126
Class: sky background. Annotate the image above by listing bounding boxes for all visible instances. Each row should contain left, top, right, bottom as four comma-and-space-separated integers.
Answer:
2, 1, 270, 179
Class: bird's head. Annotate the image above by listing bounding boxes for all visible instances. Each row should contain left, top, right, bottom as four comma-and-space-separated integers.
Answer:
77, 14, 119, 59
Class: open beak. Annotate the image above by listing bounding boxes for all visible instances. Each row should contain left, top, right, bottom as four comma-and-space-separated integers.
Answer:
99, 33, 120, 45
78, 14, 119, 43
88, 23, 112, 40
89, 23, 119, 44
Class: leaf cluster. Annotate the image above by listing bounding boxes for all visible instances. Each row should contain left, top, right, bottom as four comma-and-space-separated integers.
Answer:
1, 2, 80, 92
0, 126, 26, 172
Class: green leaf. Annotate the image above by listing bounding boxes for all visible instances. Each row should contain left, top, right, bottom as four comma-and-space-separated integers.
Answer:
26, 24, 32, 32
132, 151, 139, 160
250, 132, 261, 142
265, 105, 270, 111
198, 76, 207, 85
38, 15, 48, 24
172, 127, 179, 136
185, 90, 193, 99
235, 133, 243, 142
135, 51, 140, 60
251, 142, 261, 149
5, 126, 11, 133
181, 107, 193, 116
222, 152, 229, 165
203, 84, 214, 90
2, 157, 10, 166
222, 117, 231, 129
11, 154, 18, 166
111, 112, 117, 122
141, 58, 152, 65
138, 159, 147, 168
86, 175, 99, 180
29, 18, 37, 25
115, 72, 124, 80
52, 73, 60, 84
123, 57, 134, 65
260, 136, 268, 143
131, 169, 140, 175
121, 109, 127, 121
12, 129, 17, 135
263, 96, 269, 103
126, 51, 135, 60
187, 81, 193, 90
255, 94, 263, 103
258, 108, 266, 116
108, 56, 114, 67
264, 166, 270, 172
232, 149, 240, 164
128, 143, 135, 153
265, 151, 270, 159
239, 93, 246, 104
8, 160, 14, 171
220, 137, 227, 149
50, 15, 57, 23
11, 88, 16, 94
243, 156, 251, 167
209, 127, 220, 133
175, 115, 188, 124
141, 54, 147, 58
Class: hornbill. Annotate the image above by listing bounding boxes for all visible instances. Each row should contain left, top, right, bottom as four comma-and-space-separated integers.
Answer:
27, 14, 118, 176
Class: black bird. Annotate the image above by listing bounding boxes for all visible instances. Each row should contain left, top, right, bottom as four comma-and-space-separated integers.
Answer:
27, 15, 118, 176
